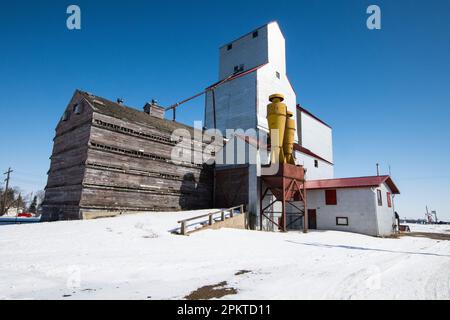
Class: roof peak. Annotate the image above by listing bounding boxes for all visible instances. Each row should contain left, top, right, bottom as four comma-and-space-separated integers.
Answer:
297, 104, 331, 128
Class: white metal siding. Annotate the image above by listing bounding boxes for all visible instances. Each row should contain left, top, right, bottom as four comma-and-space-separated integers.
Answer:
308, 187, 379, 236
205, 72, 257, 132
256, 65, 297, 142
219, 25, 269, 81
374, 183, 396, 236
295, 150, 334, 180
299, 111, 333, 163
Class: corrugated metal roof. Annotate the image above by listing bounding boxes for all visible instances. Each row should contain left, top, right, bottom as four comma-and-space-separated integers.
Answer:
305, 175, 400, 194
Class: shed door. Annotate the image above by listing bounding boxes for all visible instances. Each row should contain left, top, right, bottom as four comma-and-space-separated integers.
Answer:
308, 209, 317, 229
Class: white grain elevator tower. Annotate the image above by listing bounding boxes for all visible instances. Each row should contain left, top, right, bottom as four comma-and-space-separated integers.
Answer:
205, 21, 298, 227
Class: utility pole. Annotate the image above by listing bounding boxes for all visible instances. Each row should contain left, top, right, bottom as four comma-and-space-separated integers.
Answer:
1, 167, 13, 215
29, 191, 33, 211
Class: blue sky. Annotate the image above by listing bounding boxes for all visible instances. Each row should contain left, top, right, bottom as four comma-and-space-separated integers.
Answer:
0, 0, 449, 220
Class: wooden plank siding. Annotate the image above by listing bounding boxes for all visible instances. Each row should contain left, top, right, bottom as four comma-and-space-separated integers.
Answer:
214, 166, 249, 209
42, 90, 216, 221
41, 95, 93, 220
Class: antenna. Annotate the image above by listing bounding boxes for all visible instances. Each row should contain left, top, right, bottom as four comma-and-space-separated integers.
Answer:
431, 210, 438, 223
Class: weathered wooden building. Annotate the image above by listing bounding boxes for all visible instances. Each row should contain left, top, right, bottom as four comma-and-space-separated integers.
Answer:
42, 90, 215, 220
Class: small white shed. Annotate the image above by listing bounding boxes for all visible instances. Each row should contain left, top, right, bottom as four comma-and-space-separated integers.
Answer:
305, 176, 400, 237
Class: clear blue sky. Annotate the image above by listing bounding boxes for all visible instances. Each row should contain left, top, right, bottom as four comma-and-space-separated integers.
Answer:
0, 0, 449, 220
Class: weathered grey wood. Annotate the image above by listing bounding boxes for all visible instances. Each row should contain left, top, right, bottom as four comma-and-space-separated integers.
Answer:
42, 90, 216, 221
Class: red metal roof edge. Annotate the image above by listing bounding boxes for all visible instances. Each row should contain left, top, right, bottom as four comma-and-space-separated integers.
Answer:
206, 63, 268, 90
296, 104, 332, 129
383, 176, 401, 194
305, 175, 400, 194
293, 144, 333, 165
232, 136, 334, 166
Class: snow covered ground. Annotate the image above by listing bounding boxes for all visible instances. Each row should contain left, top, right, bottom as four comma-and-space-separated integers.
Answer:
0, 210, 449, 300
407, 223, 450, 234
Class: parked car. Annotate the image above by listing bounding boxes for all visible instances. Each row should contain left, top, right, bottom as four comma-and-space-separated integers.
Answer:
17, 213, 33, 218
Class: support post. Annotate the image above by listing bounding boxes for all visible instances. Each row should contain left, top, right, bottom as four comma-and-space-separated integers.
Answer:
303, 184, 308, 233
209, 214, 213, 226
259, 182, 263, 231
282, 176, 287, 232
180, 221, 186, 235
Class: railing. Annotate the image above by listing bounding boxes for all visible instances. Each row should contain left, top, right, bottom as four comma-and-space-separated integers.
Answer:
177, 205, 245, 235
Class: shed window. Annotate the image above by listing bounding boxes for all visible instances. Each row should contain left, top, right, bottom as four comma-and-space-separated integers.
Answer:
336, 217, 348, 226
227, 43, 232, 50
234, 64, 244, 73
377, 189, 383, 206
387, 192, 392, 208
314, 159, 319, 168
325, 189, 337, 205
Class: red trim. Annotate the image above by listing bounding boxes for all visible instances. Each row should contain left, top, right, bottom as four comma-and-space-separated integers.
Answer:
232, 137, 334, 166
297, 104, 332, 129
304, 175, 400, 194
234, 133, 263, 149
293, 144, 333, 165
206, 63, 268, 90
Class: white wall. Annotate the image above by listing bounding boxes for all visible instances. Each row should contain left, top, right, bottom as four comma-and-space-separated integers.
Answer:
267, 22, 286, 76
374, 183, 396, 236
256, 65, 297, 142
295, 150, 334, 180
298, 111, 333, 163
308, 188, 379, 236
219, 25, 269, 81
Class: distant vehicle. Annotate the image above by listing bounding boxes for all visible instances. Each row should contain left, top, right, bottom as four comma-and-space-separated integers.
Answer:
17, 213, 33, 218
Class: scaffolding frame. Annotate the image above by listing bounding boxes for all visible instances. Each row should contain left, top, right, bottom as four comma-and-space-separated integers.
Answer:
259, 164, 307, 232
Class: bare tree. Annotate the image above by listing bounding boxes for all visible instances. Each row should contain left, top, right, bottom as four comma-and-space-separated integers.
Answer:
0, 186, 25, 215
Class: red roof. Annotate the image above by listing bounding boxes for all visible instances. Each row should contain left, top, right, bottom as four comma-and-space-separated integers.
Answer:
305, 175, 400, 194
297, 105, 331, 129
232, 136, 334, 165
206, 63, 268, 90
293, 144, 333, 165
